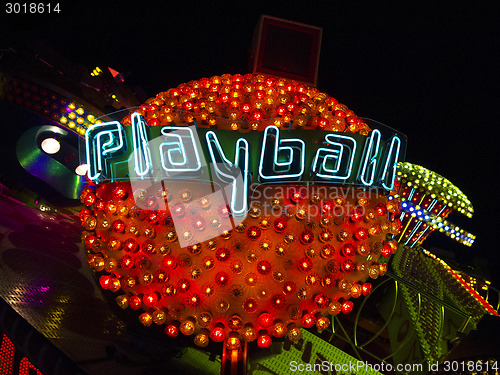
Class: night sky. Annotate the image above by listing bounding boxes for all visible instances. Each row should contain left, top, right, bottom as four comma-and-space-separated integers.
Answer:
2, 1, 500, 281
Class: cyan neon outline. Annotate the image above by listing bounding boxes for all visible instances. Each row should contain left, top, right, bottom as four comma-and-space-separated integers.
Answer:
205, 131, 249, 218
258, 125, 305, 182
311, 133, 357, 183
159, 126, 202, 173
85, 121, 126, 181
131, 113, 152, 178
358, 129, 381, 186
380, 135, 402, 190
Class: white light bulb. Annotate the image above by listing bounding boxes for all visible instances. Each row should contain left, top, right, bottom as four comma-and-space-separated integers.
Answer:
75, 163, 88, 176
41, 138, 60, 154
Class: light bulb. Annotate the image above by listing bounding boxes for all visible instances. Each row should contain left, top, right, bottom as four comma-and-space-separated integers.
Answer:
41, 138, 60, 154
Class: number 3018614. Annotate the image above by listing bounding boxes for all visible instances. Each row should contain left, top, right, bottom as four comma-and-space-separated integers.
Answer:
5, 3, 60, 13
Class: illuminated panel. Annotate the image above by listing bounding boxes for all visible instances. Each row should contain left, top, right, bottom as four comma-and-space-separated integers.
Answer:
0, 334, 46, 375
18, 358, 43, 375
0, 73, 101, 137
258, 125, 305, 182
0, 334, 14, 375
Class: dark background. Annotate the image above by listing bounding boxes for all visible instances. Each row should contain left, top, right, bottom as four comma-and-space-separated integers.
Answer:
2, 1, 499, 281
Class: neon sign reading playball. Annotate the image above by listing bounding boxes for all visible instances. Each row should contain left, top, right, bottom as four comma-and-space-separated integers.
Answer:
80, 73, 406, 349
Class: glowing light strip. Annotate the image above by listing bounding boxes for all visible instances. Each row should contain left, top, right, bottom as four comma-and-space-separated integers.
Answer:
85, 121, 126, 181
131, 113, 152, 177
206, 131, 250, 218
410, 199, 438, 246
404, 195, 430, 246
421, 248, 499, 316
380, 135, 401, 190
311, 134, 357, 183
359, 129, 381, 186
400, 199, 476, 247
160, 126, 202, 173
258, 125, 305, 182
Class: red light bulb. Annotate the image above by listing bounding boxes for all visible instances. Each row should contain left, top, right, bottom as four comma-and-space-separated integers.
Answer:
128, 295, 142, 310
350, 208, 364, 222
210, 327, 226, 342
341, 243, 356, 257
341, 301, 354, 314
165, 324, 179, 337
112, 185, 127, 199
163, 255, 177, 270
335, 109, 346, 118
375, 203, 388, 216
299, 230, 314, 245
247, 226, 262, 240
273, 218, 287, 233
257, 260, 272, 275
341, 259, 355, 273
143, 293, 158, 308
290, 190, 302, 203
362, 283, 372, 296
321, 200, 334, 214
283, 281, 296, 295
257, 334, 272, 348
382, 243, 392, 257
301, 313, 316, 329
252, 110, 263, 121
215, 272, 229, 286
257, 312, 274, 328
83, 192, 96, 206
123, 238, 138, 252
171, 203, 186, 217
314, 293, 330, 308
215, 248, 230, 261
111, 219, 125, 233
84, 235, 98, 249
354, 227, 368, 241
271, 295, 286, 309
120, 255, 134, 269
176, 279, 191, 293
94, 200, 105, 211
240, 102, 251, 113
242, 298, 258, 313
186, 293, 201, 307
317, 117, 329, 129
99, 275, 111, 289
80, 208, 91, 222
297, 257, 313, 273
191, 216, 206, 231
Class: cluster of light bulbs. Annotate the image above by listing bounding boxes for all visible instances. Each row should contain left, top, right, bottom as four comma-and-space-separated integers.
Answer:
396, 163, 473, 218
0, 72, 102, 137
125, 73, 371, 134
